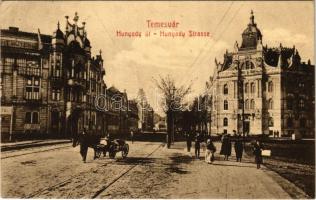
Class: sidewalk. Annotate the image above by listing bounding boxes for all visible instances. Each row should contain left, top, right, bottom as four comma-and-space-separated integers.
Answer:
1, 139, 71, 152
165, 141, 309, 198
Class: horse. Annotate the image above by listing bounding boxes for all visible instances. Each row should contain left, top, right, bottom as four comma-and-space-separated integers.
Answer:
72, 132, 101, 162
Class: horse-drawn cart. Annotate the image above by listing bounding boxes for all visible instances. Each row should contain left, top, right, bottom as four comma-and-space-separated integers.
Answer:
95, 138, 129, 159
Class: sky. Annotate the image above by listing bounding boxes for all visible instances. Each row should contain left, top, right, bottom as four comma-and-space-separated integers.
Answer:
1, 1, 314, 115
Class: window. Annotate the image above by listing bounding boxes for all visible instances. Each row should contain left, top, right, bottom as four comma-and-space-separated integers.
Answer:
268, 81, 273, 92
238, 100, 243, 109
25, 112, 39, 124
299, 82, 305, 88
250, 82, 255, 93
287, 98, 293, 110
25, 112, 32, 123
52, 89, 61, 101
223, 118, 228, 126
51, 111, 60, 127
268, 117, 274, 127
32, 112, 39, 124
268, 99, 273, 109
17, 59, 26, 67
250, 99, 255, 109
287, 117, 293, 128
245, 99, 249, 109
242, 61, 254, 70
223, 84, 228, 95
54, 60, 61, 77
300, 118, 306, 128
4, 58, 15, 66
299, 99, 305, 109
25, 77, 40, 100
245, 83, 249, 93
224, 100, 228, 110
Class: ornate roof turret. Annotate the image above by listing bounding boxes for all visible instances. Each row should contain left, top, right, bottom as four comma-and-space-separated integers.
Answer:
52, 21, 64, 39
240, 10, 262, 50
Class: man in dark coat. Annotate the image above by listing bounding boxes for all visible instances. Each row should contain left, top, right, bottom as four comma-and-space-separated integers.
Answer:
234, 135, 243, 162
220, 134, 232, 161
253, 140, 263, 169
80, 128, 89, 163
194, 133, 201, 159
186, 132, 192, 152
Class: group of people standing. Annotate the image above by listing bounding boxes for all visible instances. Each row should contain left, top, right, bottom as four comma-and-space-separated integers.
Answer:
185, 132, 264, 168
220, 134, 243, 162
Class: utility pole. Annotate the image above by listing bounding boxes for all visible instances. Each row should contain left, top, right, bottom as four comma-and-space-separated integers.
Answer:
237, 62, 245, 138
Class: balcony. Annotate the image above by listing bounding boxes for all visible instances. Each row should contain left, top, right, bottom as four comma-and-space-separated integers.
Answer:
67, 78, 87, 90
24, 97, 42, 104
24, 124, 40, 131
18, 67, 41, 77
50, 76, 64, 87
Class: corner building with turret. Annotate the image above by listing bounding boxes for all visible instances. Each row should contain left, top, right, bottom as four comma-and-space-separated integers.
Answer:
1, 13, 108, 140
208, 11, 314, 138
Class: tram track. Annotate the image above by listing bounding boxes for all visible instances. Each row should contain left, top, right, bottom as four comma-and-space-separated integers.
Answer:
91, 143, 163, 198
1, 144, 72, 159
22, 143, 163, 198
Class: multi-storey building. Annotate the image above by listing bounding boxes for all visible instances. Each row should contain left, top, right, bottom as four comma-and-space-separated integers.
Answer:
208, 11, 314, 138
105, 86, 129, 135
1, 13, 108, 140
127, 100, 139, 131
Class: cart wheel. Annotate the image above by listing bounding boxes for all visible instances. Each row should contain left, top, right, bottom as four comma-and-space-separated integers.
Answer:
122, 144, 129, 158
96, 150, 101, 158
95, 148, 101, 158
109, 151, 116, 159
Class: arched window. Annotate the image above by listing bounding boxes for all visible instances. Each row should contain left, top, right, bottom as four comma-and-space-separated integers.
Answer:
268, 117, 274, 127
299, 99, 305, 109
223, 84, 228, 95
287, 117, 293, 128
245, 83, 249, 93
250, 99, 255, 109
268, 81, 273, 92
242, 61, 254, 70
300, 118, 306, 128
287, 98, 293, 110
224, 100, 228, 110
268, 99, 273, 109
223, 118, 228, 126
245, 99, 249, 109
250, 82, 255, 93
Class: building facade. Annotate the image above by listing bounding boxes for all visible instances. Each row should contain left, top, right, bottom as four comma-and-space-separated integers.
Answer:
1, 13, 108, 140
128, 100, 139, 131
105, 86, 130, 135
208, 11, 314, 138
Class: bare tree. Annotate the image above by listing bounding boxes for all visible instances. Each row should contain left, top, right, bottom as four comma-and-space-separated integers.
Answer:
154, 75, 192, 148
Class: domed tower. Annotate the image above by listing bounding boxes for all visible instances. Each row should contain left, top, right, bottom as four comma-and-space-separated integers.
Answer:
51, 22, 64, 79
240, 10, 263, 50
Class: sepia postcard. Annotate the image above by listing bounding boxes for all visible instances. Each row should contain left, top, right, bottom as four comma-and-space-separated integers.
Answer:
0, 1, 315, 199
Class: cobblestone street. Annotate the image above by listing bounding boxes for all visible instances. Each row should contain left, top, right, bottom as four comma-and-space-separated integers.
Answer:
1, 141, 309, 198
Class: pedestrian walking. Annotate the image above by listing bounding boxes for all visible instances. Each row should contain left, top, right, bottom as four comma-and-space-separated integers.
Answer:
205, 139, 216, 164
234, 134, 243, 162
253, 140, 263, 169
186, 132, 192, 152
80, 128, 88, 163
220, 134, 232, 161
194, 133, 201, 159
